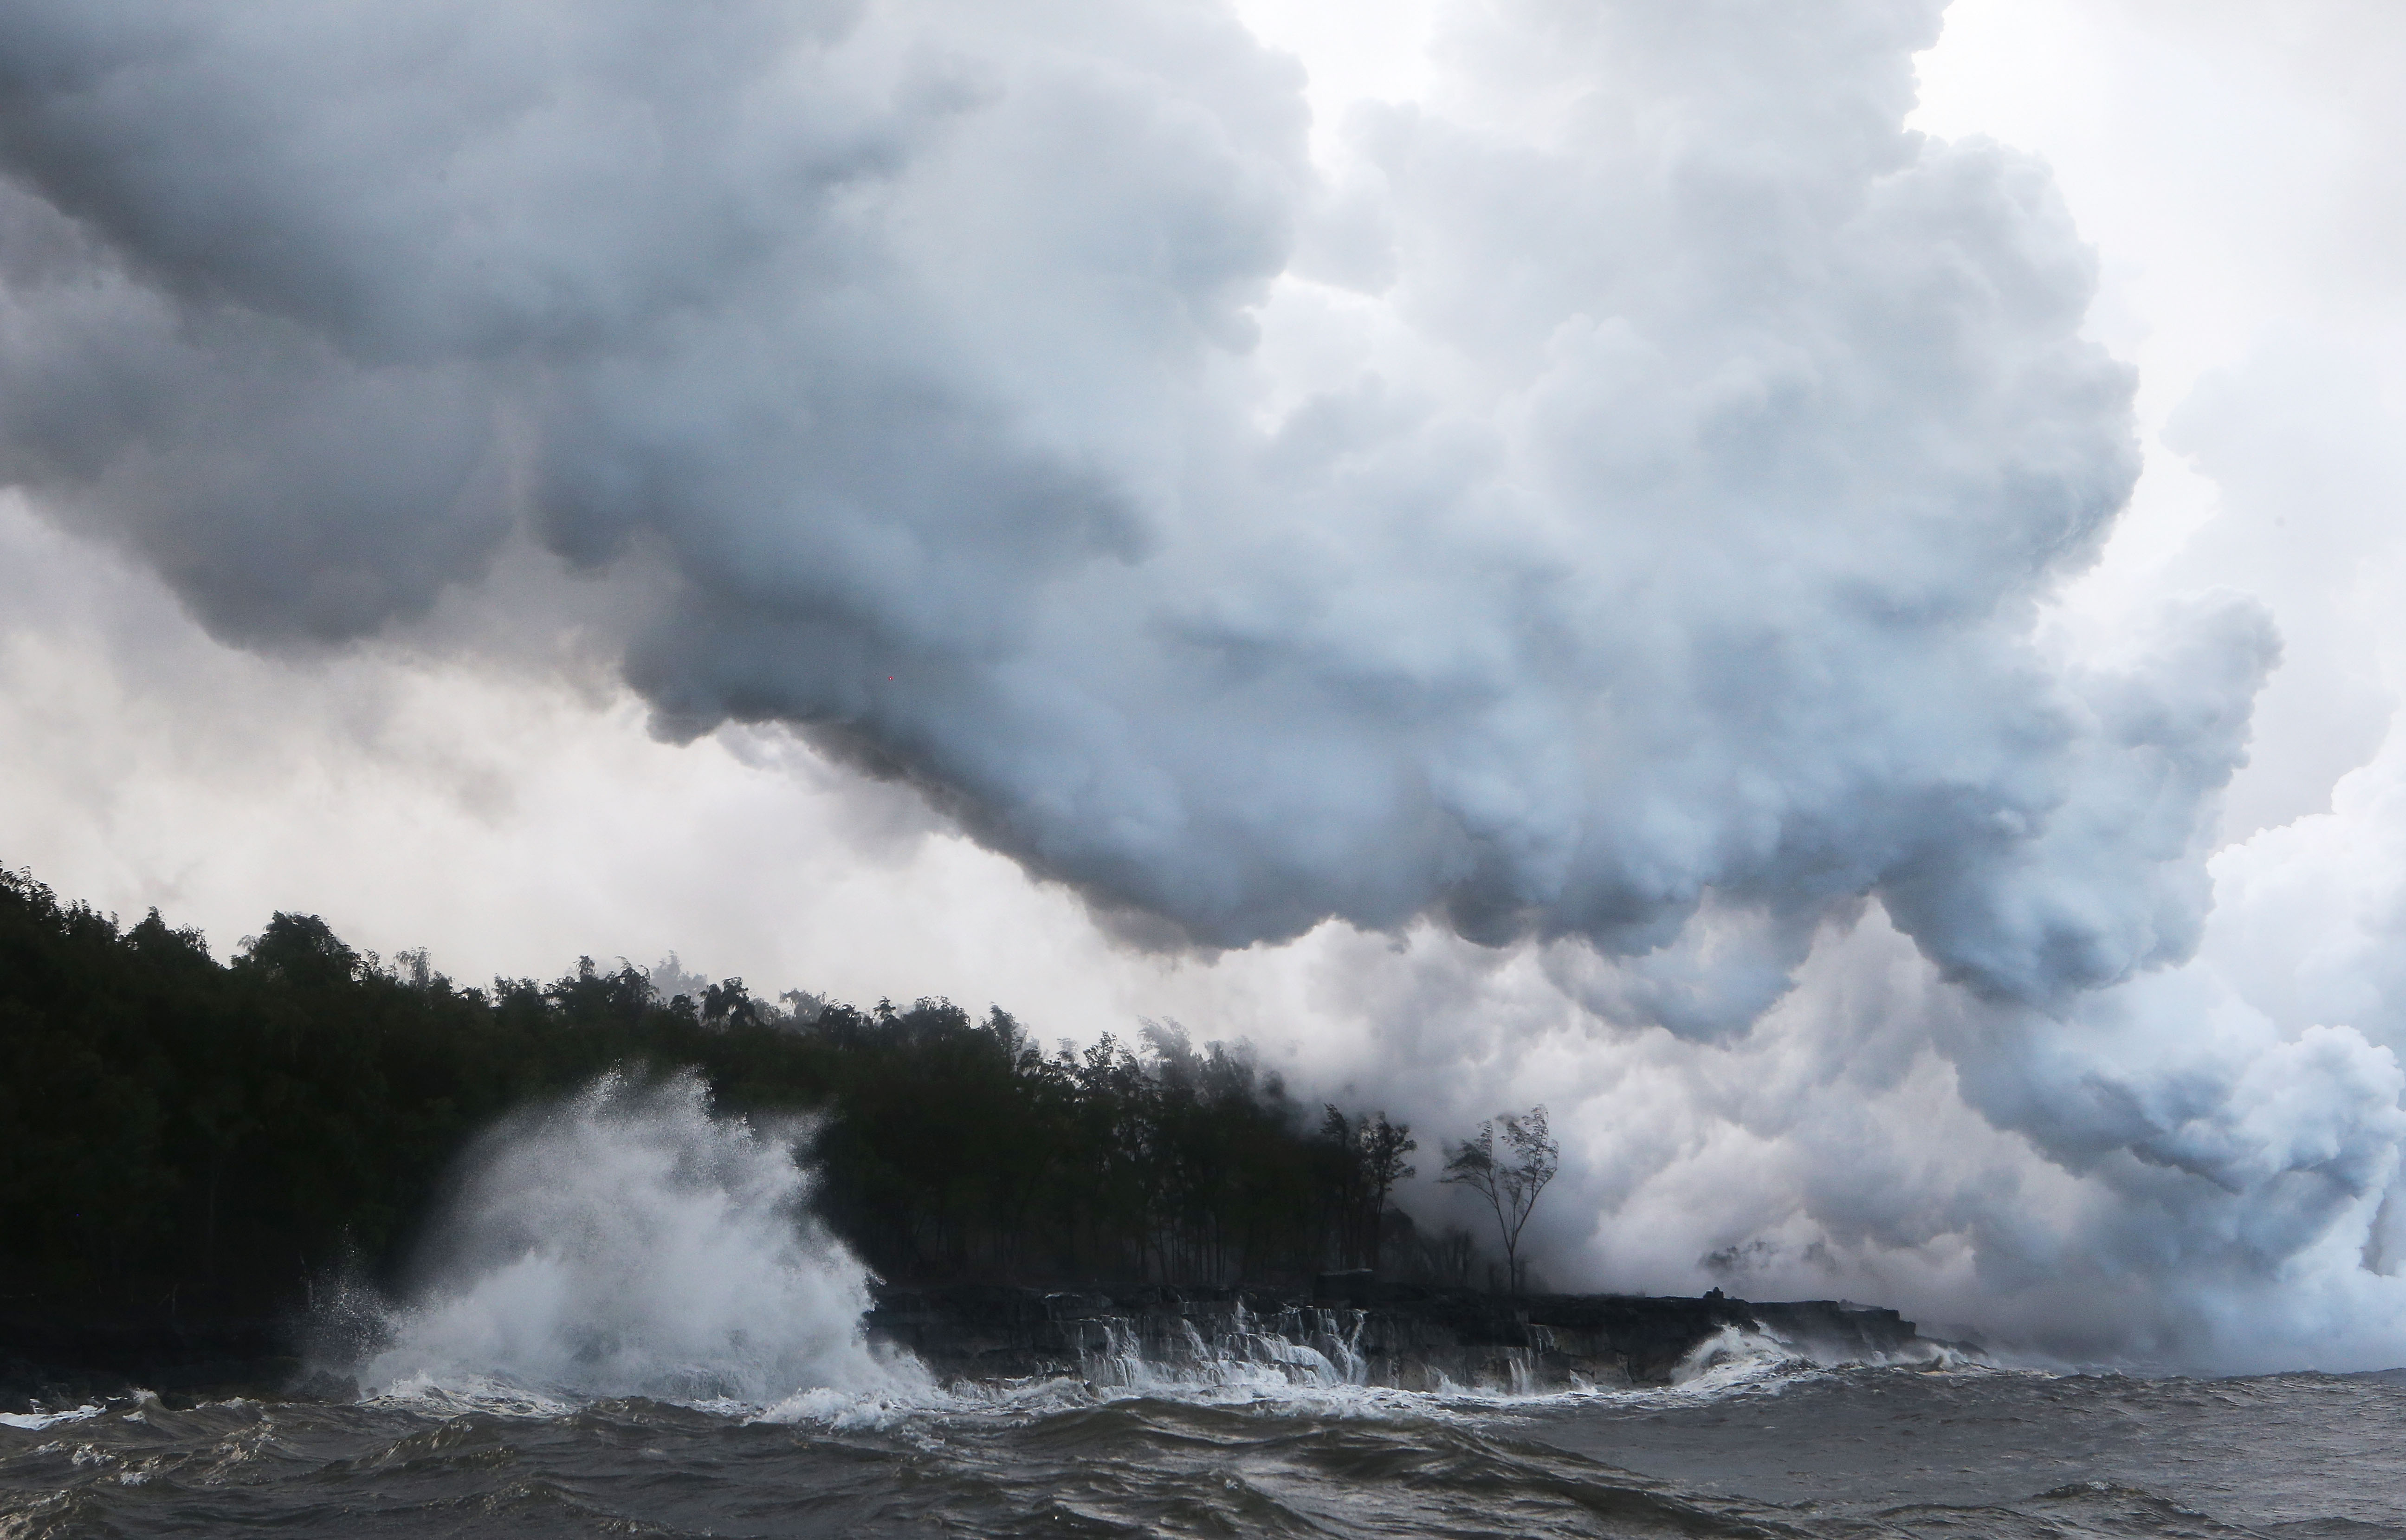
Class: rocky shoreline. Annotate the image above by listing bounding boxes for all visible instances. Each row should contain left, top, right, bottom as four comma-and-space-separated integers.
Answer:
0, 1316, 302, 1411
867, 1275, 1949, 1390
2, 1280, 1949, 1410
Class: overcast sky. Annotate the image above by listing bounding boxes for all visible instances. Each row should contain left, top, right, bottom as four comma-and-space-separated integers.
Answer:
4, 0, 2403, 1370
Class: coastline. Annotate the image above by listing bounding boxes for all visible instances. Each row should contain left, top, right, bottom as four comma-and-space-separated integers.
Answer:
867, 1277, 1944, 1390
2, 1280, 1950, 1410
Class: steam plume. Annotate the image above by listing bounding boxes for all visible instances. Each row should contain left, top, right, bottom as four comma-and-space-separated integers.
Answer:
0, 0, 2228, 984
3, 0, 2401, 1366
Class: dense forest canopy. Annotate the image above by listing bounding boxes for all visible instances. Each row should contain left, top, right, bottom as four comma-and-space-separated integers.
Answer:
0, 865, 1455, 1329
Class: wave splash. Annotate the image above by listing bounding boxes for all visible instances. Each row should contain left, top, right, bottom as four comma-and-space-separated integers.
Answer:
336, 1071, 1959, 1423
358, 1072, 919, 1407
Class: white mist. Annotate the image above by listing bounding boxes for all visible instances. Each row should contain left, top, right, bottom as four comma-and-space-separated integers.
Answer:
362, 1073, 913, 1406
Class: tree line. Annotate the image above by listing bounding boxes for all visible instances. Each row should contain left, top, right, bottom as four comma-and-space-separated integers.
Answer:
0, 866, 1476, 1327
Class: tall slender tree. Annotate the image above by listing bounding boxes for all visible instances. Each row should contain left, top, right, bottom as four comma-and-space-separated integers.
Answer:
1358, 1112, 1416, 1268
1440, 1106, 1558, 1294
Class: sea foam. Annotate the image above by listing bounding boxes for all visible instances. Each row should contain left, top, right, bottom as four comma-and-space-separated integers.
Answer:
360, 1072, 922, 1407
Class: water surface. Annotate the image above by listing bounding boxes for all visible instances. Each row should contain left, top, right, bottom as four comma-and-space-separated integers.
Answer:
9, 1361, 2403, 1538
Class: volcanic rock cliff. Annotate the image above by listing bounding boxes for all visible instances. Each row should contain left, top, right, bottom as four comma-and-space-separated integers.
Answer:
865, 1275, 1947, 1390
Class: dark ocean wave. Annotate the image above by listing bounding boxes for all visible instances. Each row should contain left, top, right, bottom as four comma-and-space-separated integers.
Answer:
0, 1391, 1798, 1538
7, 1368, 2406, 1540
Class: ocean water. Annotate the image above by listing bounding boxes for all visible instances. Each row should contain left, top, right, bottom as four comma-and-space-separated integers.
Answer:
13, 1084, 2400, 1537
6, 1358, 2406, 1538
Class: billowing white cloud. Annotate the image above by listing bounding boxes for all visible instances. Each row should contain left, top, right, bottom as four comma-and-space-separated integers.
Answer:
0, 0, 2238, 983
3, 0, 2404, 1369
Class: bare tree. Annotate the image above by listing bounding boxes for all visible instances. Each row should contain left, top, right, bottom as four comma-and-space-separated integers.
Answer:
1440, 1105, 1559, 1294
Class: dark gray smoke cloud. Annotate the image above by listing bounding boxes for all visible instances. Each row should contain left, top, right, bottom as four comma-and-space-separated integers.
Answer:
4, 0, 2399, 1363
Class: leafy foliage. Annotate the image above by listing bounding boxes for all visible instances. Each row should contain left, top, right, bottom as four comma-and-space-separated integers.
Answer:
0, 867, 1417, 1326
1318, 1106, 1416, 1271
1439, 1106, 1559, 1294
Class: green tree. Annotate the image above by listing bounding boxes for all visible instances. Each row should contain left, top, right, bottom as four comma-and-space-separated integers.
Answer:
0, 858, 1427, 1326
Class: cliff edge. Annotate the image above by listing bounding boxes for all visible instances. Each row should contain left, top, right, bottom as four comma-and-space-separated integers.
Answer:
866, 1275, 1951, 1390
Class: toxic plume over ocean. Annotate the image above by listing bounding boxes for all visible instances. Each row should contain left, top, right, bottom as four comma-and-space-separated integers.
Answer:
4, 0, 2406, 1372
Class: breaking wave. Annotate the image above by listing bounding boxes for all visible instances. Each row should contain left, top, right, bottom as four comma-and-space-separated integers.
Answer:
358, 1073, 923, 1408
336, 1073, 1980, 1433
